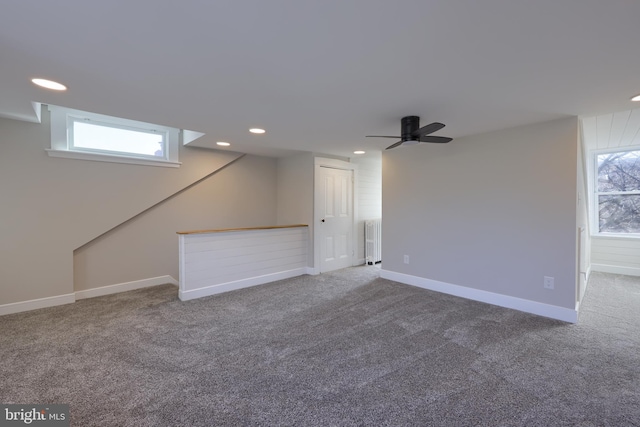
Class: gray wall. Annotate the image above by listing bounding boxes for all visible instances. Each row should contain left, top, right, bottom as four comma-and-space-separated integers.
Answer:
0, 111, 277, 305
277, 152, 314, 226
276, 153, 356, 269
74, 155, 277, 291
382, 117, 579, 310
276, 152, 315, 266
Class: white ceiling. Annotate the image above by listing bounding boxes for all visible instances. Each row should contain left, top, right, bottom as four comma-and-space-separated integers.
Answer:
2, 0, 640, 158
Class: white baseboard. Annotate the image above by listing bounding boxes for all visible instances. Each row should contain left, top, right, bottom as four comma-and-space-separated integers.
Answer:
305, 267, 319, 275
380, 270, 578, 323
591, 264, 640, 277
0, 276, 179, 317
0, 293, 76, 317
75, 275, 178, 300
179, 268, 307, 301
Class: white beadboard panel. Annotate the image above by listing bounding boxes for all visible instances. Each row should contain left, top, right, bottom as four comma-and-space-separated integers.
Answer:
183, 233, 305, 253
351, 153, 382, 263
582, 108, 640, 151
184, 238, 306, 258
184, 228, 305, 248
179, 226, 309, 299
592, 236, 640, 249
184, 247, 307, 278
185, 250, 307, 276
184, 234, 307, 254
581, 117, 598, 151
591, 264, 640, 277
608, 110, 631, 149
590, 252, 640, 267
184, 227, 306, 241
595, 114, 613, 150
355, 157, 382, 220
591, 237, 640, 269
184, 259, 308, 291
591, 245, 640, 256
185, 256, 308, 282
179, 268, 307, 301
185, 240, 306, 265
620, 109, 640, 147
592, 247, 640, 258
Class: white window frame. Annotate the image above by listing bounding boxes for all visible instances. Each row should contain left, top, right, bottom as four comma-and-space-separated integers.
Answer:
46, 105, 181, 168
590, 146, 640, 238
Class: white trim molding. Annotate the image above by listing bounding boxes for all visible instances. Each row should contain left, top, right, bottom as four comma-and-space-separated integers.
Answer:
46, 149, 181, 168
0, 276, 179, 316
380, 270, 578, 323
179, 268, 307, 301
47, 104, 182, 168
0, 293, 76, 317
75, 275, 178, 300
591, 264, 640, 277
305, 267, 320, 275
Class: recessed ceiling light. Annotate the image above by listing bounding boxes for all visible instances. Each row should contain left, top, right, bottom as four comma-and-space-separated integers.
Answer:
249, 128, 266, 134
31, 78, 67, 91
353, 150, 366, 155
632, 94, 640, 102
216, 141, 230, 146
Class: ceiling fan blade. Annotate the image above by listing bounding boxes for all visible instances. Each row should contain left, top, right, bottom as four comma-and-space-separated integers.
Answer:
366, 135, 401, 139
420, 136, 453, 144
385, 140, 404, 150
412, 122, 446, 138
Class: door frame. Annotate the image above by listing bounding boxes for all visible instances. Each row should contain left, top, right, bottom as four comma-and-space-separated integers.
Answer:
313, 157, 358, 274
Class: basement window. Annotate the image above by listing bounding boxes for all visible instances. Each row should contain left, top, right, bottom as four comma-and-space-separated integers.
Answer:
47, 105, 181, 167
593, 149, 640, 235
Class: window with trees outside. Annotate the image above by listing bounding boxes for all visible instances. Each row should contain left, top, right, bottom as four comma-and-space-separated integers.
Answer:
595, 149, 640, 234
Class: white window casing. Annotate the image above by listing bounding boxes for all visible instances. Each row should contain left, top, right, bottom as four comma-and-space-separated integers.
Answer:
47, 105, 181, 168
590, 147, 640, 238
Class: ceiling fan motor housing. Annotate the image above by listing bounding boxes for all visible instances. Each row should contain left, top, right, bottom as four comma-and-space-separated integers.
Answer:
401, 116, 420, 141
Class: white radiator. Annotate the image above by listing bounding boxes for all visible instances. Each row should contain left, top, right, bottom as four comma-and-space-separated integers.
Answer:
365, 218, 382, 265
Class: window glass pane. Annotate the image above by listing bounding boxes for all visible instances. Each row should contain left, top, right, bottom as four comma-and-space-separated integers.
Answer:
597, 151, 640, 192
599, 194, 640, 233
73, 121, 165, 157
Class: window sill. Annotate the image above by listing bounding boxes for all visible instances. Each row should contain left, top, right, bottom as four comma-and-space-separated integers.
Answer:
46, 149, 181, 168
591, 233, 640, 241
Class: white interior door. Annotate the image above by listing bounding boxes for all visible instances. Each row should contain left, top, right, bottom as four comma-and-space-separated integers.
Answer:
318, 166, 353, 273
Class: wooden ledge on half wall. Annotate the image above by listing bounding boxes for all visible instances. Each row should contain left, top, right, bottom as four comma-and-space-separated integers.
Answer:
176, 224, 308, 235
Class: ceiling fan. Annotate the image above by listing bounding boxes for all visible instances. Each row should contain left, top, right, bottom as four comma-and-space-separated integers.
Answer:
366, 116, 452, 150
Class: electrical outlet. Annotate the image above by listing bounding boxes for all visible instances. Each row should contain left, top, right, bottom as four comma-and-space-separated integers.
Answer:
544, 276, 554, 290
403, 255, 410, 264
